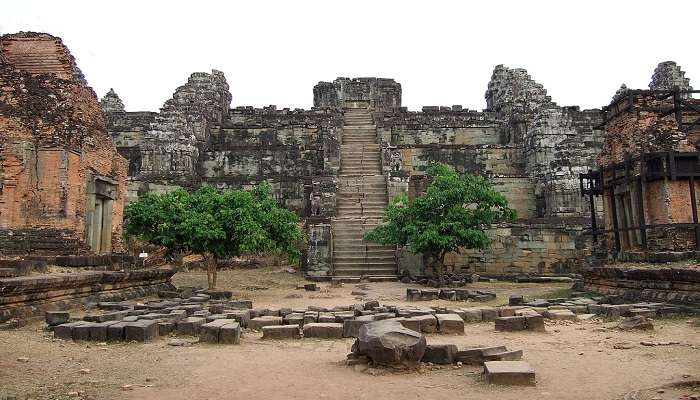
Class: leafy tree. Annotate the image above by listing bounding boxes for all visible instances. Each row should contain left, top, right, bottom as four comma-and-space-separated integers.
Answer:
365, 161, 516, 279
125, 183, 304, 289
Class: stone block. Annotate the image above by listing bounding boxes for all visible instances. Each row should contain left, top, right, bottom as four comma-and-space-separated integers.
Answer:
303, 312, 318, 324
158, 321, 174, 336
480, 307, 499, 322
224, 310, 250, 328
124, 320, 158, 342
262, 325, 301, 339
303, 323, 343, 339
199, 319, 236, 343
524, 314, 545, 332
107, 322, 128, 342
209, 304, 225, 314
629, 308, 656, 318
318, 312, 336, 323
420, 289, 439, 301
45, 311, 70, 326
219, 322, 241, 344
53, 322, 82, 340
89, 321, 120, 342
249, 316, 283, 330
484, 361, 536, 386
176, 317, 207, 336
72, 322, 96, 341
333, 311, 356, 323
455, 346, 507, 365
408, 314, 437, 333
483, 349, 523, 361
508, 295, 524, 306
499, 307, 517, 317
422, 344, 458, 364
439, 290, 457, 301
228, 300, 253, 309
547, 310, 577, 321
436, 314, 464, 334
406, 288, 421, 301
462, 308, 483, 322
283, 313, 305, 327
495, 316, 527, 331
343, 316, 375, 338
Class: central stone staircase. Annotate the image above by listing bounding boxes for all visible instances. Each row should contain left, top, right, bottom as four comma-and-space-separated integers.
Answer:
332, 108, 397, 282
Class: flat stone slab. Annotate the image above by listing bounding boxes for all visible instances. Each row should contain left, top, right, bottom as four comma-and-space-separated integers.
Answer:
45, 311, 70, 326
422, 344, 457, 364
124, 320, 157, 342
176, 317, 206, 336
484, 361, 536, 386
199, 319, 237, 343
303, 323, 343, 339
262, 324, 301, 339
436, 314, 464, 334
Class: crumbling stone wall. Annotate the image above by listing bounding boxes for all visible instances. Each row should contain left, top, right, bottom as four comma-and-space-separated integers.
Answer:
0, 32, 127, 255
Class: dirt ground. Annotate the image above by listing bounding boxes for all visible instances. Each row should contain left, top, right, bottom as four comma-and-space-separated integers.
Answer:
1, 268, 699, 400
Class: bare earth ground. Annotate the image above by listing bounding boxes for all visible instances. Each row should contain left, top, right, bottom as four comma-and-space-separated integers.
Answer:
1, 267, 699, 400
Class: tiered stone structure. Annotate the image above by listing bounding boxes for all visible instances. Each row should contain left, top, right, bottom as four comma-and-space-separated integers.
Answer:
107, 67, 611, 280
0, 32, 127, 256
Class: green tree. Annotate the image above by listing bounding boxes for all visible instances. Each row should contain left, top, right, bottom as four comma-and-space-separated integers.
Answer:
125, 183, 304, 289
365, 162, 516, 279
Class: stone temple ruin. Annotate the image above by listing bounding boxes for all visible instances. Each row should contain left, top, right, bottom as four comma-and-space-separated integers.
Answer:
1, 31, 699, 324
105, 65, 608, 282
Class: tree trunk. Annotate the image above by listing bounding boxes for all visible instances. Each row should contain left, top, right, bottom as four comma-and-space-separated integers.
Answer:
204, 252, 217, 290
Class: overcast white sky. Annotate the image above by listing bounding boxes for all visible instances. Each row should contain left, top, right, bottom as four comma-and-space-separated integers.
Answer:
2, 0, 697, 112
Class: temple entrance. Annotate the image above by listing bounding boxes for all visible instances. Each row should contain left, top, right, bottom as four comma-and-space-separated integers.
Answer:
86, 177, 116, 254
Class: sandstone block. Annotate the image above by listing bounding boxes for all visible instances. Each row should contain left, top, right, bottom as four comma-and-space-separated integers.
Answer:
53, 322, 81, 340
524, 314, 545, 332
484, 361, 536, 386
224, 310, 250, 328
72, 322, 96, 341
480, 307, 499, 322
351, 320, 426, 367
107, 322, 128, 341
158, 321, 174, 336
45, 311, 70, 326
343, 316, 374, 338
124, 320, 157, 342
283, 313, 305, 327
495, 316, 527, 331
89, 321, 120, 342
499, 307, 517, 317
176, 317, 206, 336
455, 346, 507, 365
462, 308, 483, 322
303, 323, 343, 339
262, 325, 301, 339
436, 313, 464, 334
408, 314, 437, 333
422, 344, 458, 364
199, 319, 236, 343
249, 316, 283, 330
219, 322, 241, 344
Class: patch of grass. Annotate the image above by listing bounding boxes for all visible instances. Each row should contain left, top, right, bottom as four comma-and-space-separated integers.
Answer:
541, 288, 572, 299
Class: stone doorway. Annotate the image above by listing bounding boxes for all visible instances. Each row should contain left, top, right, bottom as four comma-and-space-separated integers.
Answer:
86, 177, 116, 254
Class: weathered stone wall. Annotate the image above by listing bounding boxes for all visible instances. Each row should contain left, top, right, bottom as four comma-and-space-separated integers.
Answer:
0, 32, 127, 255
0, 269, 176, 323
583, 266, 700, 306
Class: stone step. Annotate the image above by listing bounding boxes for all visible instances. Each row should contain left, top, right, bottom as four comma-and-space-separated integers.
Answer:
332, 244, 393, 251
334, 257, 395, 264
331, 275, 398, 282
333, 250, 395, 257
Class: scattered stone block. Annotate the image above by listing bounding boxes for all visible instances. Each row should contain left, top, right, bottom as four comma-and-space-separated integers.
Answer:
422, 344, 457, 364
158, 321, 174, 336
318, 312, 336, 323
436, 314, 464, 334
455, 346, 507, 365
176, 317, 206, 336
303, 312, 318, 325
462, 308, 483, 322
439, 290, 457, 301
499, 307, 517, 317
107, 322, 128, 341
524, 314, 545, 332
45, 311, 70, 326
351, 320, 426, 367
72, 322, 96, 341
343, 316, 374, 338
406, 288, 421, 301
303, 323, 343, 339
495, 316, 526, 331
219, 322, 241, 344
483, 349, 523, 361
249, 316, 283, 330
199, 319, 236, 343
480, 307, 499, 322
89, 321, 119, 342
408, 314, 437, 333
284, 313, 305, 327
124, 320, 158, 342
547, 310, 577, 321
53, 322, 82, 340
629, 308, 655, 318
484, 361, 536, 386
262, 325, 301, 339
509, 295, 524, 306
228, 300, 253, 309
618, 316, 654, 330
224, 310, 250, 328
